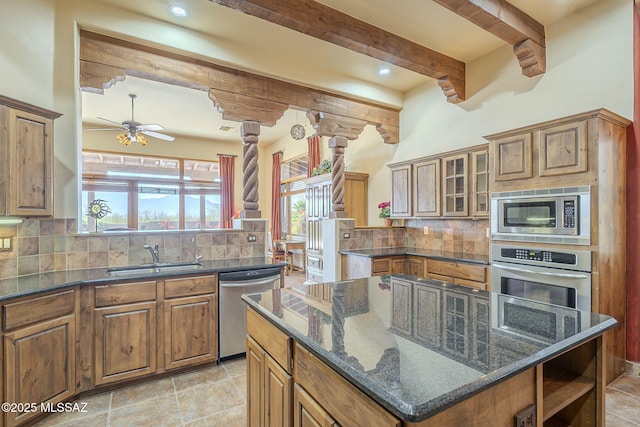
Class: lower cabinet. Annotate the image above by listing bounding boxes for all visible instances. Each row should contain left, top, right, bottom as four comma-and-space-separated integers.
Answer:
2, 290, 76, 427
247, 307, 400, 427
293, 384, 338, 427
426, 259, 487, 290
94, 301, 157, 385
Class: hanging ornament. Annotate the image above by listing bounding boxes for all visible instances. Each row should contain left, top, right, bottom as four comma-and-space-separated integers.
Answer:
290, 111, 306, 140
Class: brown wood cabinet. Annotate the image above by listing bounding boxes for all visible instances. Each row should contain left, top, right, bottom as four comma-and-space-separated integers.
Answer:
247, 308, 293, 427
293, 384, 338, 427
389, 144, 487, 219
341, 254, 407, 280
2, 290, 76, 427
0, 96, 61, 217
163, 275, 217, 370
94, 301, 157, 385
486, 109, 630, 382
442, 153, 468, 216
426, 259, 487, 291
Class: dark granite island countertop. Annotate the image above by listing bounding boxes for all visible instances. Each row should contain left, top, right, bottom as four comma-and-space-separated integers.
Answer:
0, 257, 286, 302
339, 247, 489, 265
242, 275, 616, 423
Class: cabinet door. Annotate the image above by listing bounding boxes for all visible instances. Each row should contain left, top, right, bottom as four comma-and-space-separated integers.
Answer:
294, 384, 338, 427
94, 301, 157, 385
247, 336, 265, 427
442, 154, 468, 216
492, 133, 533, 182
442, 290, 469, 359
471, 149, 490, 217
8, 109, 53, 216
164, 294, 216, 370
265, 354, 293, 427
538, 120, 587, 177
413, 159, 441, 217
4, 315, 76, 427
391, 257, 407, 274
407, 257, 425, 277
390, 165, 412, 217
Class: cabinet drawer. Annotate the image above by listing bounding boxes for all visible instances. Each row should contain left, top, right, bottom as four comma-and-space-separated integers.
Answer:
306, 268, 324, 284
247, 308, 292, 373
372, 258, 391, 275
295, 344, 401, 427
454, 277, 487, 290
95, 281, 157, 307
428, 260, 486, 283
307, 256, 322, 270
3, 290, 75, 331
164, 275, 216, 298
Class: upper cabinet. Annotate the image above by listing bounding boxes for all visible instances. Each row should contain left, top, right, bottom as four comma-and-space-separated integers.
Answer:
389, 144, 487, 219
487, 115, 592, 192
0, 96, 61, 217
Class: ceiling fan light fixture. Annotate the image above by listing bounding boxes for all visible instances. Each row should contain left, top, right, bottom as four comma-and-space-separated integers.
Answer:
116, 133, 131, 146
169, 4, 190, 17
137, 134, 149, 146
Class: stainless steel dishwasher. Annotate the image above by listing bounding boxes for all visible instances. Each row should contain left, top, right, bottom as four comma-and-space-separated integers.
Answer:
218, 267, 282, 360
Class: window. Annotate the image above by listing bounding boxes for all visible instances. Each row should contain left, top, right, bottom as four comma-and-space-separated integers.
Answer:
280, 155, 308, 237
81, 151, 220, 232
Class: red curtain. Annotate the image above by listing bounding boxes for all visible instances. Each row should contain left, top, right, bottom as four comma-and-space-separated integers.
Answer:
218, 154, 235, 229
271, 152, 282, 240
307, 134, 321, 177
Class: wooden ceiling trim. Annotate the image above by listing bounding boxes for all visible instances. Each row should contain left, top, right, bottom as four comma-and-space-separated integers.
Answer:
209, 0, 466, 103
79, 30, 400, 143
208, 89, 288, 127
433, 0, 546, 76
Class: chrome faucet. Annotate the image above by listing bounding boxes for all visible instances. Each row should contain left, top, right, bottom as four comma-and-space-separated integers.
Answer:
143, 244, 160, 264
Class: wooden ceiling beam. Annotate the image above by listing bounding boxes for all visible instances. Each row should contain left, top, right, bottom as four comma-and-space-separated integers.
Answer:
433, 0, 546, 77
209, 0, 466, 103
79, 30, 400, 143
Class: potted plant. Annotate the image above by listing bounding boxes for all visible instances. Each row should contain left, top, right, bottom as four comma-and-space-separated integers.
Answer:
378, 201, 392, 226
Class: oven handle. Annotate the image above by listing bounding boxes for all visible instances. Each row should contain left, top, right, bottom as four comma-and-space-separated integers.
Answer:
493, 263, 589, 279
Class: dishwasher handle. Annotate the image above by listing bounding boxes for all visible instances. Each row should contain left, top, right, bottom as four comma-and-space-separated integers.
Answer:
219, 276, 281, 288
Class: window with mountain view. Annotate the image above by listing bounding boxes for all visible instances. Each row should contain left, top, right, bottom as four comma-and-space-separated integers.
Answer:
81, 151, 220, 232
280, 155, 308, 238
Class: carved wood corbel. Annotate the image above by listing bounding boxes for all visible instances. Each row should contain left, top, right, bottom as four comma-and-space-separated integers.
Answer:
208, 90, 288, 126
514, 39, 546, 77
306, 111, 367, 140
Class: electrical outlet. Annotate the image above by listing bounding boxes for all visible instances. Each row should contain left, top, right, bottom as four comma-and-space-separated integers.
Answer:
514, 405, 536, 427
0, 237, 11, 251
423, 226, 429, 235
247, 234, 257, 242
343, 233, 350, 239
485, 227, 490, 238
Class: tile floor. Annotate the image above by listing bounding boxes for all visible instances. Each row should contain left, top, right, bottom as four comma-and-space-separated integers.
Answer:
32, 358, 247, 427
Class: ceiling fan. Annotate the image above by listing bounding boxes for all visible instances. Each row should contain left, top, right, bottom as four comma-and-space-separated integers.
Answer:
87, 93, 175, 146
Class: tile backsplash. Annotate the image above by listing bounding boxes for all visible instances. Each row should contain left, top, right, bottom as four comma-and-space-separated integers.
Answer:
0, 218, 266, 279
404, 218, 490, 254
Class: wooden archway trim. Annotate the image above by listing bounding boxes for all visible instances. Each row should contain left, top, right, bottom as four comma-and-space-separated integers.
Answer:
79, 30, 400, 143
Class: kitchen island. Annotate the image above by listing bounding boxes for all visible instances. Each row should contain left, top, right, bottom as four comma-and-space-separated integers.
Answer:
243, 274, 616, 426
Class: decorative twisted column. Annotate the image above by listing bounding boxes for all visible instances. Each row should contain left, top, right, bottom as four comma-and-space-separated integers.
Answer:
330, 283, 347, 358
328, 136, 349, 218
241, 121, 261, 218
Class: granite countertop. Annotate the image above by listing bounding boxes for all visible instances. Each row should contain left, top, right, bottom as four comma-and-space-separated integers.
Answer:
0, 258, 285, 302
339, 247, 490, 265
242, 274, 616, 422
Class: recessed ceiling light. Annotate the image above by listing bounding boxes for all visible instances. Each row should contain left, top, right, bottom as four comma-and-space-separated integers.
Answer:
378, 68, 391, 76
169, 4, 190, 17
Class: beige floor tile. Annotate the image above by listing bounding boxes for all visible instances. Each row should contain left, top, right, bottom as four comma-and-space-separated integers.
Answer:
607, 411, 640, 427
172, 364, 229, 392
110, 394, 182, 427
606, 388, 640, 423
31, 393, 111, 427
231, 375, 247, 400
111, 377, 175, 409
33, 411, 109, 427
177, 379, 245, 423
184, 405, 246, 427
222, 357, 247, 378
609, 374, 640, 399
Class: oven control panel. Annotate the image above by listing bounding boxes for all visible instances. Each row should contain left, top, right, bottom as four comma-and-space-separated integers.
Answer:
501, 248, 576, 265
563, 199, 576, 229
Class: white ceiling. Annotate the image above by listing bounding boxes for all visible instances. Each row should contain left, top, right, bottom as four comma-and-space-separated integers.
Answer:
82, 0, 602, 145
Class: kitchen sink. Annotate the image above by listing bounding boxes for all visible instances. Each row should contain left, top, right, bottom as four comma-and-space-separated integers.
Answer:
106, 262, 203, 277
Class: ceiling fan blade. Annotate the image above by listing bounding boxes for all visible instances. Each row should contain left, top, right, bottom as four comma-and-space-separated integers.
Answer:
137, 124, 163, 131
97, 116, 124, 126
142, 130, 175, 141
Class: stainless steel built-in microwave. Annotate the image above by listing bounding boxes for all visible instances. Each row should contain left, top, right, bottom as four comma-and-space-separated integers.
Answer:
491, 187, 590, 244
